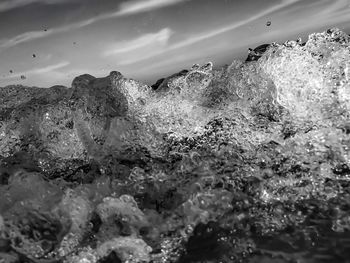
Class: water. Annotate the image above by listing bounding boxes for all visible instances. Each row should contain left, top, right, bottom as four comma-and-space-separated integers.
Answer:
0, 28, 350, 263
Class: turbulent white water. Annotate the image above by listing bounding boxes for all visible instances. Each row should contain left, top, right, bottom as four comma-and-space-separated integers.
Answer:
0, 28, 350, 263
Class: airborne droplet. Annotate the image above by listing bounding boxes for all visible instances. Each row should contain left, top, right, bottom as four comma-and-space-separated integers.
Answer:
266, 21, 271, 26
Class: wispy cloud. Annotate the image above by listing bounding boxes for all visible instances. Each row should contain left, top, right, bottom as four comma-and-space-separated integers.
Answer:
167, 0, 303, 51
114, 0, 304, 65
103, 28, 173, 56
0, 0, 72, 12
118, 0, 190, 15
0, 0, 189, 51
317, 0, 349, 16
115, 0, 350, 66
2, 61, 70, 80
317, 0, 350, 24
0, 31, 48, 50
138, 0, 350, 72
252, 0, 350, 43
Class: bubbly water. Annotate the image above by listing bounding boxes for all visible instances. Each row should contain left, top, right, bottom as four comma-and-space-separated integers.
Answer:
1, 28, 350, 263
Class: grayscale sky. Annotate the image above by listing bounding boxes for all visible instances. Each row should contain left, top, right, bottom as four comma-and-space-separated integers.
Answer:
0, 0, 350, 87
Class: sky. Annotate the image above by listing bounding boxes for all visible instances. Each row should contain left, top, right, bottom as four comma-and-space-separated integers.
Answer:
0, 0, 350, 88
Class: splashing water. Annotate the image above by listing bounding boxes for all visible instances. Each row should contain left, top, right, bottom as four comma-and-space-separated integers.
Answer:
1, 28, 350, 263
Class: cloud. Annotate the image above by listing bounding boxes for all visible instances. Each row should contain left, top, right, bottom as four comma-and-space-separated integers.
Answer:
253, 0, 350, 42
0, 0, 72, 12
274, 0, 350, 20
2, 61, 70, 80
317, 0, 349, 16
0, 61, 72, 87
142, 0, 350, 72
118, 0, 190, 15
168, 0, 303, 50
113, 0, 304, 65
0, 31, 48, 50
0, 0, 189, 51
114, 0, 350, 66
103, 28, 173, 56
317, 0, 350, 24
0, 20, 95, 51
